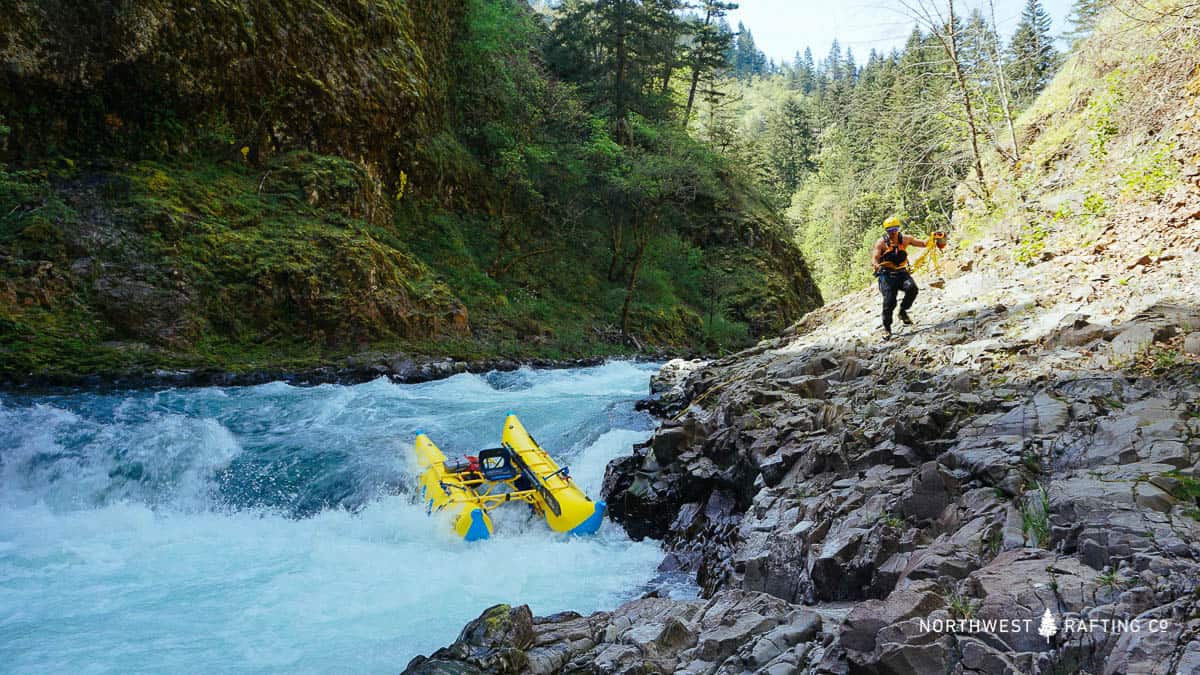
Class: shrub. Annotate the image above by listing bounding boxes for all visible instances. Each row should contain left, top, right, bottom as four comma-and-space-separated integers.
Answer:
1121, 142, 1179, 201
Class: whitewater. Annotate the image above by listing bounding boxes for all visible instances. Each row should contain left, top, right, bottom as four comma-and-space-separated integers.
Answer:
0, 361, 680, 673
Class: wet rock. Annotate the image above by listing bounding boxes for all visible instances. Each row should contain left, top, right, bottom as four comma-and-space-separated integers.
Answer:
405, 604, 534, 674
406, 591, 820, 675
640, 358, 709, 416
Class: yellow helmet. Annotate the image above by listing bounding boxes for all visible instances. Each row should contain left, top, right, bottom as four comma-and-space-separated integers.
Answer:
883, 216, 901, 231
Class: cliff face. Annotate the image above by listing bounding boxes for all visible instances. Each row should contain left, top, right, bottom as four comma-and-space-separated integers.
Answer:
0, 0, 821, 380
410, 4, 1200, 673
0, 0, 472, 377
0, 0, 459, 177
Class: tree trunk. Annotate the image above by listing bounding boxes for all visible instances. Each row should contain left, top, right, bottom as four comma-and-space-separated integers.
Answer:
946, 0, 989, 198
682, 8, 713, 127
684, 67, 702, 126
613, 0, 630, 143
488, 211, 513, 277
988, 0, 1021, 163
607, 214, 624, 282
620, 236, 647, 336
494, 247, 558, 277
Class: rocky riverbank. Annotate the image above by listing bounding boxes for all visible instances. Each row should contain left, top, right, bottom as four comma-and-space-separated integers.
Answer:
0, 352, 689, 392
404, 139, 1200, 673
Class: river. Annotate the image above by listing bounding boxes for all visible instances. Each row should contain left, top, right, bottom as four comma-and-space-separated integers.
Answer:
0, 361, 682, 673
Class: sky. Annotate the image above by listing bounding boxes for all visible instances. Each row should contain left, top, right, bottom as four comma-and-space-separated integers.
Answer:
726, 0, 1076, 66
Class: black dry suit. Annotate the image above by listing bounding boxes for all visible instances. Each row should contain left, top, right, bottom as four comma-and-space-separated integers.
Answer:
876, 235, 918, 331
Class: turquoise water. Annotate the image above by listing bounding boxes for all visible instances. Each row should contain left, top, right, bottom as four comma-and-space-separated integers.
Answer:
0, 362, 676, 673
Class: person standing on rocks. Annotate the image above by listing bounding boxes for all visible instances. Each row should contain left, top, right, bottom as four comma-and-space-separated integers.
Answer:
871, 216, 933, 339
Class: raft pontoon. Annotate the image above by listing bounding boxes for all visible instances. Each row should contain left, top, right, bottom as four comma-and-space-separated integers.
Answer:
413, 413, 606, 541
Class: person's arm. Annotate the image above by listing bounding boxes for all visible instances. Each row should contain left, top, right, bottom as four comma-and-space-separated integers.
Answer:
904, 235, 928, 248
871, 239, 884, 272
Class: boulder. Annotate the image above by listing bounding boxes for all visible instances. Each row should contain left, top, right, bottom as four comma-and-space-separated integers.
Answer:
967, 550, 1102, 653
404, 604, 534, 674
899, 461, 958, 525
1110, 324, 1156, 359
1184, 332, 1200, 356
840, 583, 944, 653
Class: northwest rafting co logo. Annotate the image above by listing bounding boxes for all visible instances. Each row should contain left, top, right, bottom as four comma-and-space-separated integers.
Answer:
918, 609, 1170, 639
1038, 608, 1058, 642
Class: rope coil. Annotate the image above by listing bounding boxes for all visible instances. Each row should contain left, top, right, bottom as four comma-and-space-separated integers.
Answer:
910, 231, 948, 275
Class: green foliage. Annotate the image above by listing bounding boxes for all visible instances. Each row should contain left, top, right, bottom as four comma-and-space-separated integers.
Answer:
0, 165, 76, 259
1066, 0, 1107, 43
1087, 71, 1125, 159
1015, 220, 1051, 265
0, 0, 822, 379
1121, 142, 1179, 201
545, 0, 685, 123
1165, 471, 1200, 502
710, 20, 1007, 297
1, 0, 461, 180
1082, 192, 1108, 219
986, 527, 1003, 555
1021, 450, 1043, 474
730, 22, 769, 79
1020, 483, 1052, 548
1096, 569, 1121, 593
948, 593, 980, 621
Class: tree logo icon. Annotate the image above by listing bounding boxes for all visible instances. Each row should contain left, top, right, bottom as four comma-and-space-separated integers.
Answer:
1038, 608, 1058, 642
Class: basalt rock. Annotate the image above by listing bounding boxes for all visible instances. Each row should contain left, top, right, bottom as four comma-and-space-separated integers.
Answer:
405, 604, 535, 674
403, 591, 823, 675
424, 98, 1200, 672
591, 255, 1200, 673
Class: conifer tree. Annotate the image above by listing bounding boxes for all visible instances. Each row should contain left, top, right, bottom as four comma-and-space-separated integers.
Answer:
547, 0, 688, 138
1066, 0, 1106, 42
733, 23, 767, 78
791, 48, 816, 93
1008, 0, 1057, 102
826, 39, 843, 81
683, 1, 737, 125
643, 0, 688, 98
765, 96, 815, 199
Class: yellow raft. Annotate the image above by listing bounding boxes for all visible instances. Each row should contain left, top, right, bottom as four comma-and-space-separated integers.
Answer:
413, 413, 606, 541
414, 432, 493, 541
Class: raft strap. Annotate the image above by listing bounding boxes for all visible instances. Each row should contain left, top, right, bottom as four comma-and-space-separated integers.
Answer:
506, 443, 562, 517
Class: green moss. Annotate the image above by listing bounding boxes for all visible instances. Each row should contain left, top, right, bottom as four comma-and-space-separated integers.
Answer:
0, 0, 821, 380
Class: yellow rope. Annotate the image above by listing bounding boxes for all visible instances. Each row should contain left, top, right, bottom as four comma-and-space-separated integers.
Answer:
910, 231, 947, 275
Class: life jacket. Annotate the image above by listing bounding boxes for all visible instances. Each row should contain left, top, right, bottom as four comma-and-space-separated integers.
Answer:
879, 234, 908, 269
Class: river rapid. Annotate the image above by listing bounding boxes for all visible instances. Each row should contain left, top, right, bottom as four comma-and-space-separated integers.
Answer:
0, 361, 680, 673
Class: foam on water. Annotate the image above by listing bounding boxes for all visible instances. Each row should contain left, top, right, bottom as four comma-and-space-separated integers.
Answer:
0, 361, 682, 673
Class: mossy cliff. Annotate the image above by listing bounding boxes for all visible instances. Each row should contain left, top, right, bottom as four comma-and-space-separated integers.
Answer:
0, 0, 822, 380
